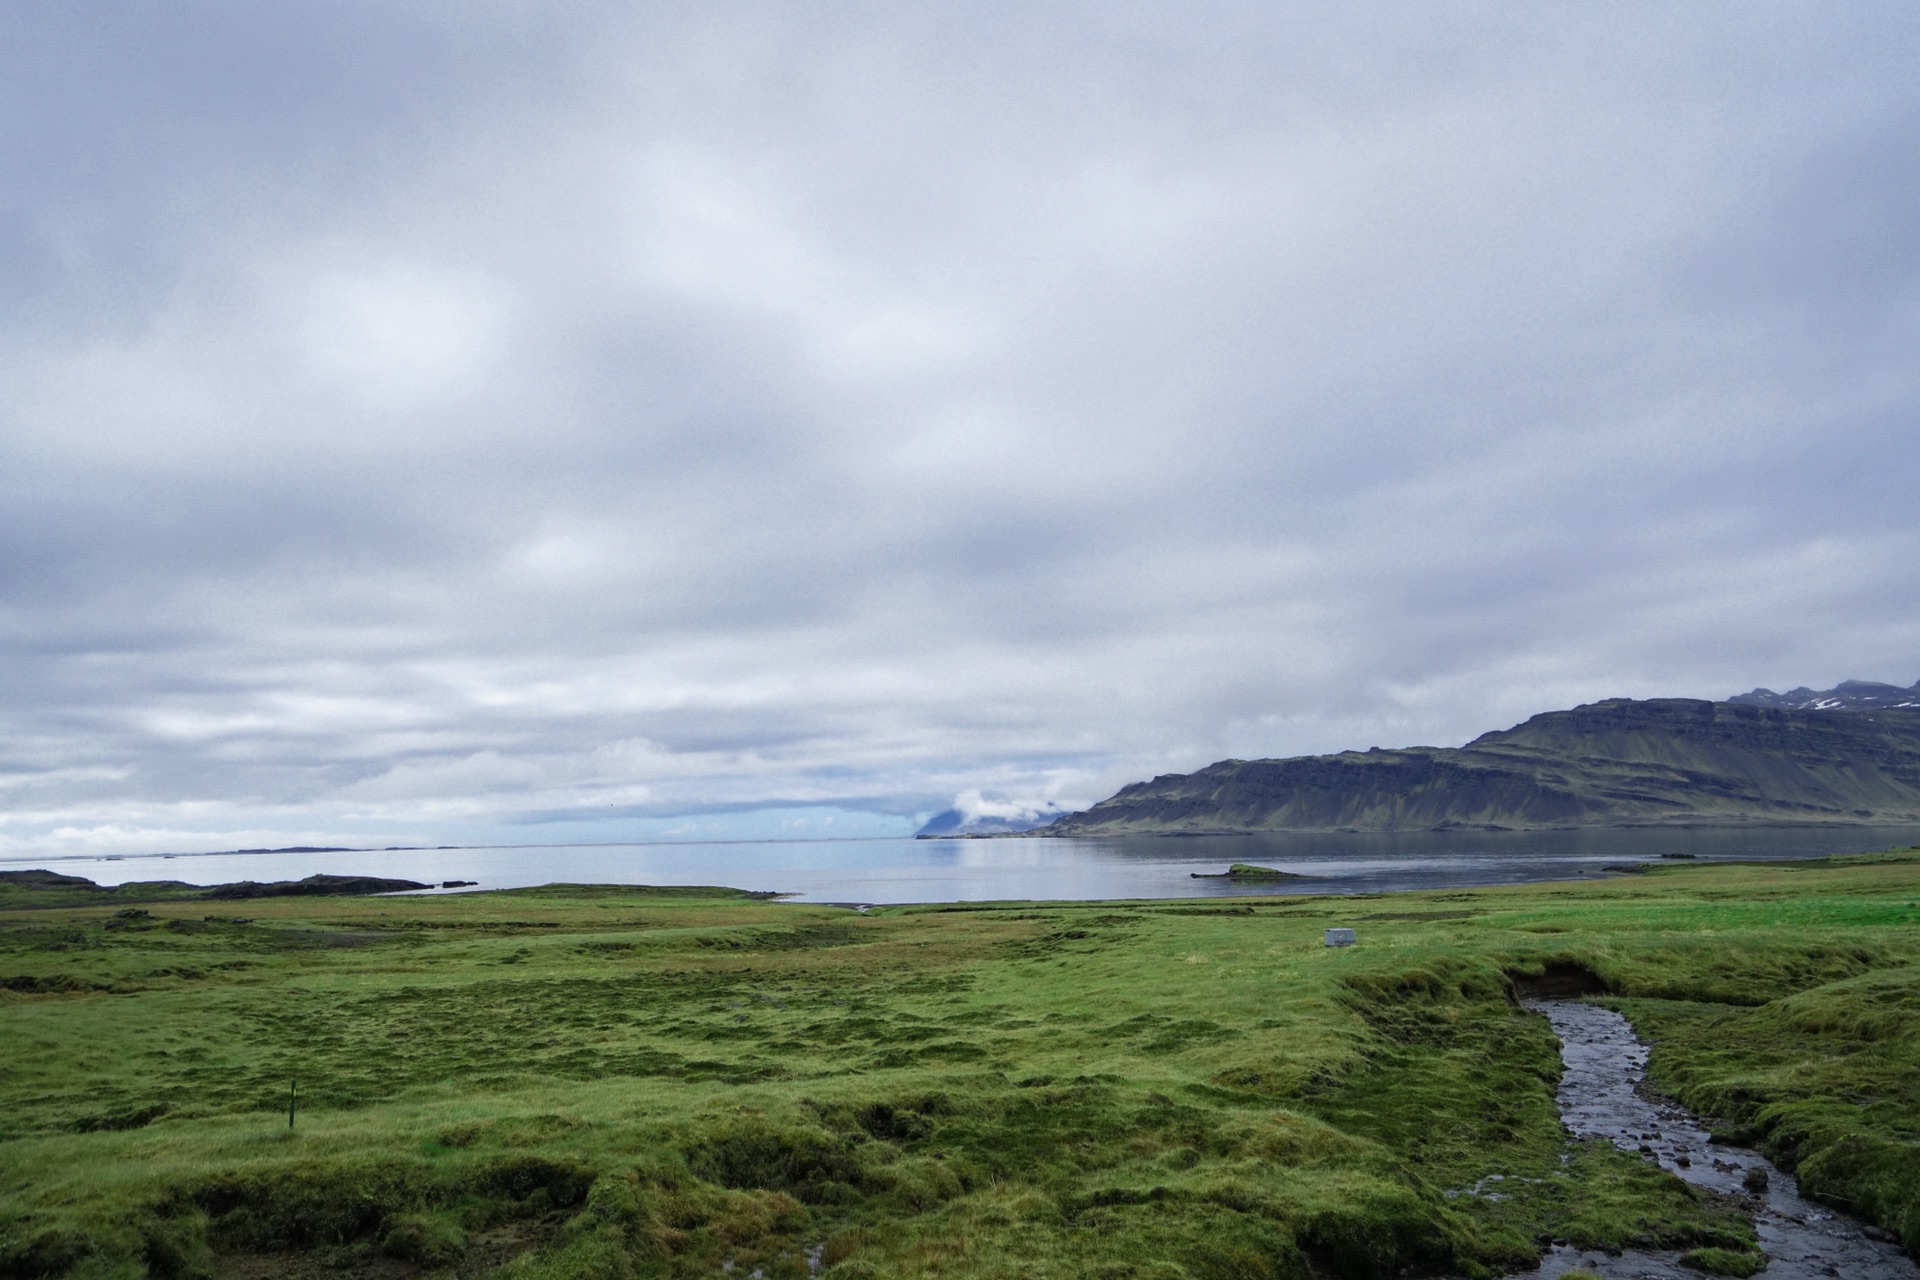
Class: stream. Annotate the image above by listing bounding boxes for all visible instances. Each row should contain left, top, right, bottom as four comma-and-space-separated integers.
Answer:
1520, 999, 1916, 1280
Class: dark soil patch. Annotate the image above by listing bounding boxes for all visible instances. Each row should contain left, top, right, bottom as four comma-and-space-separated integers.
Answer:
214, 1250, 420, 1279
1509, 961, 1612, 1000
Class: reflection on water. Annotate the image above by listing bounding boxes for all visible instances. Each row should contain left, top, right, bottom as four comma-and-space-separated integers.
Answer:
7, 825, 1919, 904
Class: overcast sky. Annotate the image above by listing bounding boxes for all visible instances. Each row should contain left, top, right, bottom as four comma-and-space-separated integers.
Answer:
3, 2, 1918, 855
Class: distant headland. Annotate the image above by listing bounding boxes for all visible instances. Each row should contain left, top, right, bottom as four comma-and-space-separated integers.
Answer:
926, 679, 1920, 837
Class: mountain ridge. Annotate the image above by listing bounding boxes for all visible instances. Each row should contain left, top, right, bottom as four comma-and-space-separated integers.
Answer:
1728, 678, 1920, 712
1042, 692, 1920, 836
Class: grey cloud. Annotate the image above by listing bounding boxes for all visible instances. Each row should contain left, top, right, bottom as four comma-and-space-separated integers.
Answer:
2, 3, 1918, 854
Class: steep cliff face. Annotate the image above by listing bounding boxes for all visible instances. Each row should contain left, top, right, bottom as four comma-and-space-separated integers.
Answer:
1044, 699, 1920, 835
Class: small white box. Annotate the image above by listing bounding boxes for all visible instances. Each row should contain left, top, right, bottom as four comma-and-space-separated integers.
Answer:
1324, 928, 1356, 947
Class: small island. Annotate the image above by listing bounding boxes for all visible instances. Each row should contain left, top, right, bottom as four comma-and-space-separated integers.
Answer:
1189, 862, 1304, 880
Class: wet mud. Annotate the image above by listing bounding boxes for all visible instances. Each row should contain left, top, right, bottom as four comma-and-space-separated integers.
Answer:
1524, 999, 1916, 1280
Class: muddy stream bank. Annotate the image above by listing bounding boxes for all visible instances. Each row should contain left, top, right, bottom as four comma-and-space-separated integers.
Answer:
1517, 999, 1914, 1279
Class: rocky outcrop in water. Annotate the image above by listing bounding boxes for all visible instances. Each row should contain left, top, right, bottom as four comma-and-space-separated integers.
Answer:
1044, 697, 1920, 834
0, 870, 430, 905
203, 873, 430, 898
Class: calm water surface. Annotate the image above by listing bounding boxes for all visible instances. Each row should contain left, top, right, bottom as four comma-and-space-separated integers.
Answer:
8, 826, 1919, 903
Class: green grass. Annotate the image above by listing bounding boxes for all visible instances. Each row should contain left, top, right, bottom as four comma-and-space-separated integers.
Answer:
2, 853, 1918, 1278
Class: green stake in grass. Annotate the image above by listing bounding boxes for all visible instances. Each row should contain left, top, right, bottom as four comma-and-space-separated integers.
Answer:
288, 1078, 296, 1130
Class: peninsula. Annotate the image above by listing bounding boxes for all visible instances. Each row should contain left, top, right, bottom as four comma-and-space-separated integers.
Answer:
1044, 684, 1920, 836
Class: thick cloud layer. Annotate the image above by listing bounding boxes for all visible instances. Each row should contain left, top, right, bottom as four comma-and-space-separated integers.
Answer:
3, 3, 1918, 853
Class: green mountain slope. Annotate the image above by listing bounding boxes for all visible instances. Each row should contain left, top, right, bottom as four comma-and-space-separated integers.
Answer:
1045, 699, 1920, 834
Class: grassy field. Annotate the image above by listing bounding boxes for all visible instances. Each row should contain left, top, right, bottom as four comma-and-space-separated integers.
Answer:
2, 853, 1917, 1279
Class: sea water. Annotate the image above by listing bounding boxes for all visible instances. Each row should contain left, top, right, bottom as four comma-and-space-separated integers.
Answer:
8, 825, 1919, 904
